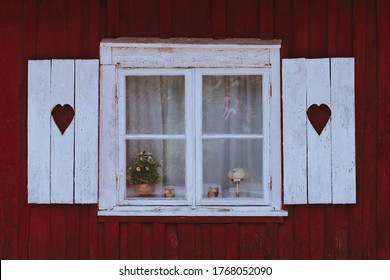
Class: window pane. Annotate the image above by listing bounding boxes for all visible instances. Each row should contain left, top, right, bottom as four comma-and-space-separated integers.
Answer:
202, 75, 263, 135
202, 139, 263, 199
126, 76, 185, 134
126, 140, 186, 199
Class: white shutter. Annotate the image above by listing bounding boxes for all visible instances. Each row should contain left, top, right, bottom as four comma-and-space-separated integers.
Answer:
282, 58, 356, 204
28, 59, 99, 204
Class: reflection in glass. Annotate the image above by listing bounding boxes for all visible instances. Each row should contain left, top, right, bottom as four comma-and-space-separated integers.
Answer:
202, 75, 263, 135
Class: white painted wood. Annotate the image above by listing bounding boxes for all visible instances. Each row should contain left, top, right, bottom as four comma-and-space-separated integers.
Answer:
28, 60, 51, 203
111, 46, 271, 68
269, 48, 282, 209
74, 60, 99, 204
100, 45, 112, 65
98, 206, 288, 217
282, 59, 308, 204
50, 60, 75, 203
306, 59, 332, 203
331, 58, 356, 203
99, 65, 117, 210
116, 68, 193, 207
99, 39, 284, 215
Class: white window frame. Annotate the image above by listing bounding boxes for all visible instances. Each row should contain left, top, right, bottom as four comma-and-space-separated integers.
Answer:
98, 38, 286, 217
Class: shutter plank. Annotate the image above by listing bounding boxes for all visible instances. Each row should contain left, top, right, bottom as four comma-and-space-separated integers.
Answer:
307, 59, 332, 203
282, 58, 308, 204
28, 60, 51, 203
331, 58, 356, 203
99, 65, 117, 210
50, 60, 75, 203
74, 60, 99, 203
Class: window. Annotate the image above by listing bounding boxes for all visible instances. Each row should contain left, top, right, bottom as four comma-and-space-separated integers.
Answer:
99, 38, 285, 216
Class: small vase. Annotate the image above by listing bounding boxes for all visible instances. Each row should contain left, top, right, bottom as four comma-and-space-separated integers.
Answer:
132, 183, 156, 196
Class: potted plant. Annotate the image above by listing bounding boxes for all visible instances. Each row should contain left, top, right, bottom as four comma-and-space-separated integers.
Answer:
126, 150, 161, 196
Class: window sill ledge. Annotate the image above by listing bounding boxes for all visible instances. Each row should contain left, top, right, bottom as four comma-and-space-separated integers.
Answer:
98, 206, 288, 220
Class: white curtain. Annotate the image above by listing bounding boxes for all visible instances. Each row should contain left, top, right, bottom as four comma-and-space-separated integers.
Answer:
126, 76, 185, 188
202, 75, 263, 198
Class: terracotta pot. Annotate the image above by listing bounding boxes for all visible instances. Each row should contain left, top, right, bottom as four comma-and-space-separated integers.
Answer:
132, 184, 156, 196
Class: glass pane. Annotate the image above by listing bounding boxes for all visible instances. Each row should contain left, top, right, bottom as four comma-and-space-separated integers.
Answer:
202, 139, 263, 199
202, 75, 263, 135
126, 76, 185, 134
126, 140, 186, 199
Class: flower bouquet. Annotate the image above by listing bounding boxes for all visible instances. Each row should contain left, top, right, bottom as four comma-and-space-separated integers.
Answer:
126, 151, 161, 196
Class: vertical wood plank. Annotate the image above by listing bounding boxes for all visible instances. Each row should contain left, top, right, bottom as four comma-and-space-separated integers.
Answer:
361, 0, 378, 259
88, 205, 98, 259
66, 206, 80, 259
377, 0, 390, 259
50, 60, 75, 203
128, 223, 142, 259
172, 0, 212, 37
99, 65, 117, 210
153, 223, 165, 259
226, 224, 239, 259
28, 60, 51, 203
331, 58, 356, 203
119, 223, 129, 259
282, 58, 307, 204
226, 0, 259, 37
274, 0, 293, 57
68, 0, 82, 58
259, 0, 274, 39
103, 222, 120, 259
89, 0, 100, 57
307, 58, 331, 203
159, 0, 172, 38
127, 0, 160, 37
210, 224, 225, 259
165, 224, 178, 259
141, 224, 153, 259
212, 0, 226, 38
292, 0, 309, 57
177, 224, 195, 259
239, 224, 265, 259
74, 60, 99, 203
350, 0, 366, 259
79, 206, 90, 259
107, 0, 119, 37
28, 206, 51, 259
265, 223, 278, 259
200, 224, 211, 259
50, 206, 68, 259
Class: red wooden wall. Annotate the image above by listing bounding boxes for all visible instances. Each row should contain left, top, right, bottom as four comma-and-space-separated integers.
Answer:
0, 0, 389, 259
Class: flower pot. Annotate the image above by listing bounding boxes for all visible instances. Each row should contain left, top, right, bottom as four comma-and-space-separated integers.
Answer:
132, 183, 156, 196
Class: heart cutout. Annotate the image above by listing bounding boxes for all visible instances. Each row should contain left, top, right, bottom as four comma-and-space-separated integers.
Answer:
51, 104, 75, 134
307, 104, 331, 135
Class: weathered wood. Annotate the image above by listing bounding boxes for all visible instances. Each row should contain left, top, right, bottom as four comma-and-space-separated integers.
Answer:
50, 60, 75, 203
331, 58, 356, 203
28, 60, 51, 203
307, 59, 331, 203
74, 60, 99, 203
282, 58, 307, 204
109, 45, 271, 68
99, 65, 117, 210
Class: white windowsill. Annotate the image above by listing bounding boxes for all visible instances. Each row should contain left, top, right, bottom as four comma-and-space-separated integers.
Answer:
98, 206, 288, 217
